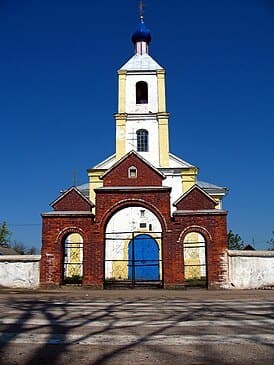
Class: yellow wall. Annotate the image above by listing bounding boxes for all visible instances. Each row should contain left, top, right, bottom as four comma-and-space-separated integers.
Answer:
115, 113, 127, 161
118, 70, 127, 113
156, 70, 170, 167
87, 169, 105, 205
212, 196, 221, 209
157, 70, 166, 113
158, 112, 170, 167
181, 168, 198, 192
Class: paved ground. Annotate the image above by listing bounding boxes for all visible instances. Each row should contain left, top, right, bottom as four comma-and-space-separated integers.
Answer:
0, 288, 273, 364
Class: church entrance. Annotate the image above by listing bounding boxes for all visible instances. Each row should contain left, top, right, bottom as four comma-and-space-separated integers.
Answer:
104, 207, 162, 288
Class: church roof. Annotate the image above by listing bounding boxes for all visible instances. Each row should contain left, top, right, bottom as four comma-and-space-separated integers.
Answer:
197, 180, 227, 195
76, 182, 89, 198
77, 180, 227, 199
120, 53, 163, 71
91, 154, 116, 170
168, 153, 196, 168
77, 180, 227, 197
90, 152, 195, 170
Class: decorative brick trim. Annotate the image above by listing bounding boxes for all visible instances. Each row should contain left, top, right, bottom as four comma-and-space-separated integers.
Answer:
99, 198, 169, 232
173, 210, 227, 216
177, 225, 213, 244
55, 226, 89, 245
42, 212, 94, 217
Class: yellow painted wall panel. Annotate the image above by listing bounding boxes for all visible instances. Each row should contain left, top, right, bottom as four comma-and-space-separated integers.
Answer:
181, 168, 198, 192
118, 70, 127, 113
158, 114, 169, 167
88, 170, 104, 206
115, 114, 127, 160
157, 70, 166, 113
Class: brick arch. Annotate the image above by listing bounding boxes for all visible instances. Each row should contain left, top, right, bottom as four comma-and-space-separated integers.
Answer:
101, 198, 168, 233
177, 225, 212, 245
55, 227, 88, 246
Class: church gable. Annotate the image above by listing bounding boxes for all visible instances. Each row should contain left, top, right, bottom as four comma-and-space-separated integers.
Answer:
51, 187, 94, 211
102, 151, 164, 187
173, 185, 217, 210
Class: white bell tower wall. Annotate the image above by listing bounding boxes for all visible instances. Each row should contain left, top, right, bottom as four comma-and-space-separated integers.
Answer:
125, 114, 160, 166
116, 57, 170, 167
125, 72, 158, 113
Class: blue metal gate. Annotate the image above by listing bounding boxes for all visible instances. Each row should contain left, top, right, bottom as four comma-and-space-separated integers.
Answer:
128, 234, 160, 281
104, 231, 162, 288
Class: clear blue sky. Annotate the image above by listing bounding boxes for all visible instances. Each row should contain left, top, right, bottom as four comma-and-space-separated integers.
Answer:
0, 0, 273, 250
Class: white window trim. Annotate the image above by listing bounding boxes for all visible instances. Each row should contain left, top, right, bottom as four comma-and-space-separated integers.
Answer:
128, 166, 138, 179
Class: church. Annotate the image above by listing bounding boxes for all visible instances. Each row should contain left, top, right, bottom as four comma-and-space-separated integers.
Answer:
40, 14, 229, 289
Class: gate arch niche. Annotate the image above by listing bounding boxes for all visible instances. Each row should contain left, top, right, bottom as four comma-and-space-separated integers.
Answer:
63, 232, 83, 284
105, 206, 162, 286
183, 232, 207, 287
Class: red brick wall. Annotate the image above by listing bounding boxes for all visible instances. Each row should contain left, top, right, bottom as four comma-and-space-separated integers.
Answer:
103, 154, 163, 187
175, 187, 216, 210
167, 212, 228, 288
95, 189, 171, 228
52, 189, 92, 211
40, 215, 103, 287
82, 223, 104, 288
41, 187, 228, 289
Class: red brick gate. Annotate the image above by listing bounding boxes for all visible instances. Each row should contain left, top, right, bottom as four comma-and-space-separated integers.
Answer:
40, 153, 228, 289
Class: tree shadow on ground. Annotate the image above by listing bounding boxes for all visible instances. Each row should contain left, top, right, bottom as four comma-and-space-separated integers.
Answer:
0, 295, 273, 365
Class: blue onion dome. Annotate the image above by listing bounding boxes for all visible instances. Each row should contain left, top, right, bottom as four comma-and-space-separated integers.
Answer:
131, 16, 152, 44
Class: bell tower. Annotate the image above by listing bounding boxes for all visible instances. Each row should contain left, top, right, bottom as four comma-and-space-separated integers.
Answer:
115, 15, 170, 168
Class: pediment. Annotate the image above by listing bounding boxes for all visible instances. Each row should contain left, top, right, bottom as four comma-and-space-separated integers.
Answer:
51, 187, 94, 211
102, 151, 165, 187
173, 185, 217, 210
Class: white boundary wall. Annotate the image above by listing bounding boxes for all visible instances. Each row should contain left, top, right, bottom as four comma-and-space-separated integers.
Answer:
0, 255, 41, 288
0, 252, 273, 289
228, 250, 274, 289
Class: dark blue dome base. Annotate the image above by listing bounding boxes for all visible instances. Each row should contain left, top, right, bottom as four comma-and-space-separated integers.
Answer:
132, 17, 151, 44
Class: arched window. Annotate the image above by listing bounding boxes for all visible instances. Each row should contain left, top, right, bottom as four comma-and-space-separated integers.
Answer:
136, 129, 148, 152
136, 81, 148, 104
128, 166, 137, 178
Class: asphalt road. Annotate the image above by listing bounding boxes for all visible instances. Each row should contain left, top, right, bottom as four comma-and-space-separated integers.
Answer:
0, 289, 273, 364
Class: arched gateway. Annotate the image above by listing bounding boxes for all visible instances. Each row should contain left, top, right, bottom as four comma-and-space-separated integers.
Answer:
104, 206, 162, 288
